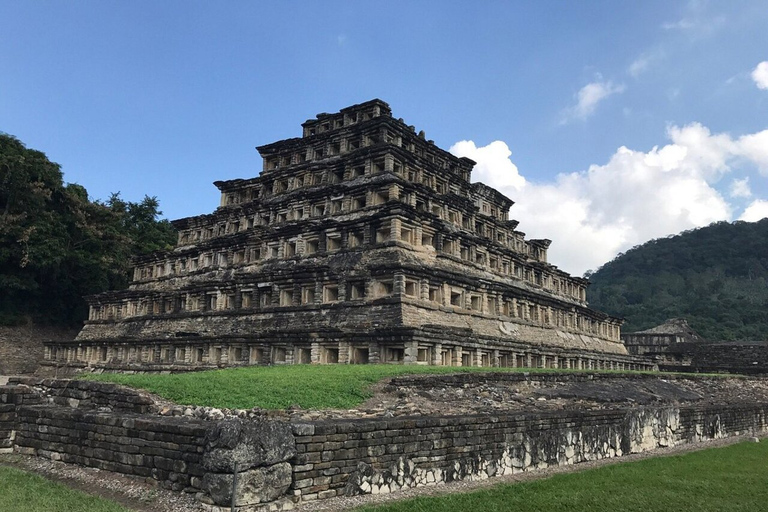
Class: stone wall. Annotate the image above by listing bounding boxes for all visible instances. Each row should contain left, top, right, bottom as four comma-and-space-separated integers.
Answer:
0, 382, 297, 511
2, 383, 209, 491
622, 333, 682, 356
14, 405, 209, 490
2, 378, 767, 510
9, 377, 158, 413
661, 342, 768, 375
0, 385, 43, 452
289, 404, 767, 501
401, 302, 627, 355
0, 325, 78, 375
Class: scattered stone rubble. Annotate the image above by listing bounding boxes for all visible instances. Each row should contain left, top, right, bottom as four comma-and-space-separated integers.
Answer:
162, 373, 768, 422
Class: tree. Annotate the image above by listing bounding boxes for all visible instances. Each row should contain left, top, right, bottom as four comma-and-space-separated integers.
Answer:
0, 133, 177, 326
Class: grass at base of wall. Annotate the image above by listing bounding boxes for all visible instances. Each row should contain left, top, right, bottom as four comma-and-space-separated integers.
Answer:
0, 466, 131, 512
80, 364, 616, 409
353, 440, 768, 512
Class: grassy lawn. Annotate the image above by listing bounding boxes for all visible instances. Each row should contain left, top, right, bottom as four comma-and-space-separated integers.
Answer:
80, 364, 595, 409
0, 465, 131, 512
353, 440, 768, 512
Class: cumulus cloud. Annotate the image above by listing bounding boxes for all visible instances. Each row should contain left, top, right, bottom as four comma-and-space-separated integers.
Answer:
753, 61, 768, 89
730, 178, 751, 198
450, 140, 525, 191
739, 200, 768, 222
451, 123, 768, 275
561, 79, 625, 123
734, 130, 768, 175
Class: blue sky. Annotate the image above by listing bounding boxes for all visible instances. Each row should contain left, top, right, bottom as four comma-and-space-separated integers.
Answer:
2, 1, 767, 274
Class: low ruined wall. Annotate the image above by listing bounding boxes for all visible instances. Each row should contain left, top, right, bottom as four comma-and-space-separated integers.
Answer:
8, 377, 158, 414
0, 382, 297, 511
3, 378, 768, 510
14, 405, 208, 491
2, 383, 209, 492
0, 385, 44, 452
661, 342, 768, 375
0, 338, 42, 375
290, 404, 768, 501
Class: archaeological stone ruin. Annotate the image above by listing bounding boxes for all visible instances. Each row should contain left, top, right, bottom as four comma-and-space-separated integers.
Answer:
623, 318, 768, 375
3, 100, 768, 511
3, 373, 767, 510
42, 99, 653, 372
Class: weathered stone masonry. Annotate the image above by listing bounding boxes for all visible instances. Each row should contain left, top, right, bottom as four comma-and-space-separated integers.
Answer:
2, 377, 767, 510
623, 319, 768, 375
290, 404, 767, 500
661, 342, 768, 375
0, 380, 297, 510
43, 99, 651, 372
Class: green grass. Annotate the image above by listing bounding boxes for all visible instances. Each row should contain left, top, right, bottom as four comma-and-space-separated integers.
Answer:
0, 465, 132, 512
81, 364, 597, 409
353, 441, 768, 512
81, 365, 733, 410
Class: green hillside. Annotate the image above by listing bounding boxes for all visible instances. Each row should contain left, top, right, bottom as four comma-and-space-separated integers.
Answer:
586, 219, 768, 341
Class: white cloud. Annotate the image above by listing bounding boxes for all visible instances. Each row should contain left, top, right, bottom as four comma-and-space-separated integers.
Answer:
662, 19, 696, 30
661, 0, 725, 38
451, 123, 768, 275
730, 178, 751, 198
449, 140, 525, 191
752, 61, 768, 90
734, 130, 768, 175
628, 52, 661, 77
561, 79, 625, 123
739, 200, 768, 222
664, 123, 736, 179
628, 55, 651, 77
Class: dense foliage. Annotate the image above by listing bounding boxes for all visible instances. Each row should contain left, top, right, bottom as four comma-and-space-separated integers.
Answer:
587, 219, 768, 341
0, 133, 176, 326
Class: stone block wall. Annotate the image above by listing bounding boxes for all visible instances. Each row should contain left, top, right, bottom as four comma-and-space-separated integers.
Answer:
621, 333, 681, 355
8, 377, 157, 414
13, 401, 209, 492
290, 403, 768, 501
1, 382, 298, 511
661, 342, 768, 375
0, 385, 43, 452
2, 378, 768, 510
0, 338, 42, 375
0, 325, 79, 375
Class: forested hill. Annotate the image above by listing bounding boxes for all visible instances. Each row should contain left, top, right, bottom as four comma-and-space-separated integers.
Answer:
0, 133, 176, 326
586, 219, 768, 341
